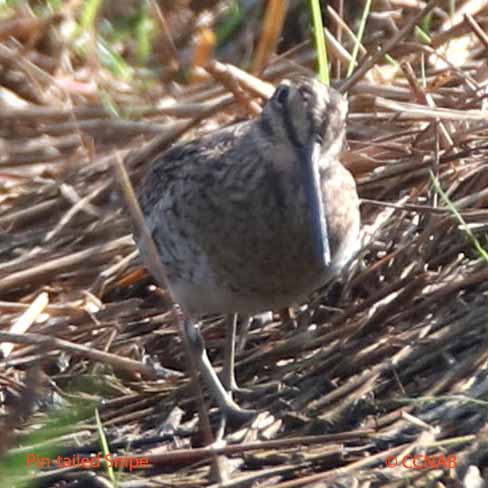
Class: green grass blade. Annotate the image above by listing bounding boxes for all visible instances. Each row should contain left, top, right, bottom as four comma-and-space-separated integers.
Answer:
347, 0, 373, 78
216, 0, 245, 46
430, 171, 488, 263
97, 38, 133, 80
135, 8, 155, 65
95, 408, 116, 485
309, 0, 329, 85
415, 25, 432, 44
80, 0, 104, 31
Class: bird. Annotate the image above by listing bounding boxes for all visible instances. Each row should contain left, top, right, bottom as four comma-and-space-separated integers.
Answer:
135, 77, 360, 423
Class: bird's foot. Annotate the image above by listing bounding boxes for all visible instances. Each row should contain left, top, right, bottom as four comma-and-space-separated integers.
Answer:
221, 402, 257, 424
217, 408, 257, 442
215, 402, 257, 440
230, 380, 280, 399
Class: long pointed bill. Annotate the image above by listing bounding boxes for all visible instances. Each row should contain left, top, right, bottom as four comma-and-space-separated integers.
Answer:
299, 140, 331, 268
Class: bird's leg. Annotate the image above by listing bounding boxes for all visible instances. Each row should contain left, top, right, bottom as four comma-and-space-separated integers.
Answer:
236, 313, 274, 353
183, 318, 256, 424
223, 313, 280, 398
280, 307, 298, 330
223, 314, 238, 391
235, 314, 252, 354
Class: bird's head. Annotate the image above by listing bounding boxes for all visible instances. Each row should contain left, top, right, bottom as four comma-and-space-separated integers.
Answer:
261, 77, 348, 166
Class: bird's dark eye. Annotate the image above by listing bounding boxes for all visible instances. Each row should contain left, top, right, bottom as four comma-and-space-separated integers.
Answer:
300, 88, 312, 103
275, 85, 289, 105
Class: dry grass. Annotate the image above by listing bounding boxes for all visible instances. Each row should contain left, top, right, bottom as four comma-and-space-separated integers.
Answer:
1, 0, 488, 486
